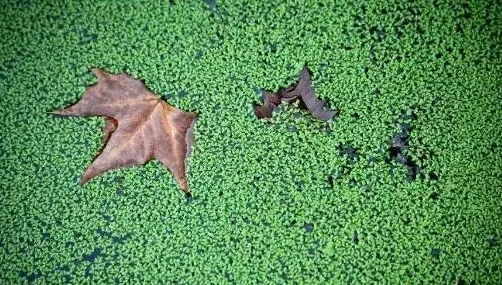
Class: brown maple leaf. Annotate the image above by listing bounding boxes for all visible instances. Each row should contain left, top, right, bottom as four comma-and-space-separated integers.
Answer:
52, 68, 197, 195
254, 66, 336, 121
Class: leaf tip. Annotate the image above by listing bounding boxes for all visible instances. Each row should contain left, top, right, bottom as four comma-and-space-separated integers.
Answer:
90, 68, 109, 80
79, 171, 93, 185
49, 109, 67, 117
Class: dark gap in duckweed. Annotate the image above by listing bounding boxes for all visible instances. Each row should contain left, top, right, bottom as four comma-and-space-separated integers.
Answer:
26, 238, 35, 247
84, 266, 92, 278
4, 57, 19, 70
216, 30, 224, 42
429, 192, 440, 200
363, 66, 369, 77
369, 44, 377, 64
327, 175, 334, 188
74, 28, 98, 46
203, 0, 218, 11
304, 223, 314, 233
55, 264, 70, 273
287, 125, 298, 133
488, 237, 498, 248
63, 275, 72, 283
184, 192, 194, 202
385, 110, 431, 181
406, 160, 419, 181
321, 124, 332, 135
100, 212, 113, 223
353, 232, 359, 245
307, 248, 315, 256
327, 166, 351, 187
96, 228, 132, 244
429, 172, 438, 181
280, 272, 288, 281
369, 26, 387, 42
295, 179, 303, 191
268, 43, 277, 53
403, 216, 411, 226
113, 175, 124, 184
456, 279, 470, 285
83, 248, 102, 263
431, 247, 441, 260
196, 213, 205, 225
224, 272, 233, 282
338, 144, 359, 160
18, 270, 42, 283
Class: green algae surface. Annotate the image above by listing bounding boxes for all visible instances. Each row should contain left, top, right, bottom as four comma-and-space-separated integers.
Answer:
0, 0, 501, 284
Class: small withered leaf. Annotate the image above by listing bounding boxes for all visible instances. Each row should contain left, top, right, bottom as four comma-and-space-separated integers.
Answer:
254, 66, 336, 121
253, 91, 281, 118
52, 68, 197, 194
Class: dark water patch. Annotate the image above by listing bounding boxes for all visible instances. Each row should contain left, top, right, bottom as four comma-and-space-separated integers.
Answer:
83, 248, 102, 263
386, 110, 428, 181
429, 172, 438, 181
431, 247, 441, 260
268, 43, 277, 53
185, 192, 193, 201
353, 232, 359, 245
406, 160, 420, 181
338, 144, 359, 160
96, 228, 131, 244
327, 175, 334, 188
204, 0, 218, 11
307, 248, 315, 256
18, 270, 42, 283
429, 192, 440, 200
488, 236, 497, 248
304, 223, 314, 233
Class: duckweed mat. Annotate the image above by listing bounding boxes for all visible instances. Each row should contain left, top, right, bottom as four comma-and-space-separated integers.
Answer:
0, 0, 501, 284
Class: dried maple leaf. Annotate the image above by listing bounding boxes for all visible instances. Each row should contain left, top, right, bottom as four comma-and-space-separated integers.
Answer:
254, 66, 336, 121
52, 68, 197, 195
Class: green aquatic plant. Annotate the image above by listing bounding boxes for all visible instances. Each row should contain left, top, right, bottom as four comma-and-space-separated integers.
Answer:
0, 0, 501, 284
